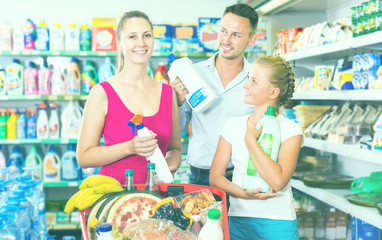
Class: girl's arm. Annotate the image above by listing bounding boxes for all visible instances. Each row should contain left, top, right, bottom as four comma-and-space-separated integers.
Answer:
245, 121, 302, 192
165, 90, 182, 174
210, 136, 278, 200
76, 84, 158, 168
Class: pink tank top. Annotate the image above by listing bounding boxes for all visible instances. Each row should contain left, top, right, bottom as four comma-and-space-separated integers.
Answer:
97, 81, 173, 184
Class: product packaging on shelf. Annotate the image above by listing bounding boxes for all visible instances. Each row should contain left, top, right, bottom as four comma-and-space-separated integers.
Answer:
91, 18, 117, 51
37, 103, 49, 139
50, 22, 64, 51
80, 23, 92, 51
24, 18, 36, 50
82, 60, 98, 95
6, 59, 24, 95
172, 24, 198, 52
98, 57, 116, 83
43, 145, 61, 182
66, 57, 81, 95
38, 60, 52, 95
35, 19, 50, 51
61, 144, 82, 181
65, 23, 80, 51
25, 145, 43, 179
12, 25, 24, 51
24, 61, 38, 95
153, 24, 172, 52
49, 103, 59, 139
198, 18, 220, 53
0, 23, 12, 50
0, 66, 6, 95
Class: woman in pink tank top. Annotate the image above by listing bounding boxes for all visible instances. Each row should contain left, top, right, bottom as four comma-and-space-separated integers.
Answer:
76, 11, 181, 185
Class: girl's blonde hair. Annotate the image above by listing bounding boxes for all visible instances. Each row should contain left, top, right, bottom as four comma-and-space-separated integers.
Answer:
116, 11, 153, 72
255, 56, 295, 108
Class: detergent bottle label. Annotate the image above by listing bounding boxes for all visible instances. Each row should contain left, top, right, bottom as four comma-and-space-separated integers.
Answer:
246, 156, 257, 176
188, 88, 208, 108
259, 133, 273, 156
44, 157, 58, 179
7, 70, 20, 92
62, 155, 79, 180
67, 73, 80, 94
0, 70, 5, 94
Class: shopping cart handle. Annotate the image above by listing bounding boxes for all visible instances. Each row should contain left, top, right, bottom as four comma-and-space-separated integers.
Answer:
80, 211, 89, 240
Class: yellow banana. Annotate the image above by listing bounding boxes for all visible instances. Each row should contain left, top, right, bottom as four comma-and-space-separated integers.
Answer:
77, 194, 105, 211
79, 175, 104, 190
93, 184, 124, 194
64, 189, 85, 214
74, 187, 96, 208
87, 175, 121, 188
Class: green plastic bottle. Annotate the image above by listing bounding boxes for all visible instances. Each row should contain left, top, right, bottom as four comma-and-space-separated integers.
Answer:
25, 145, 43, 179
0, 110, 7, 139
243, 106, 281, 192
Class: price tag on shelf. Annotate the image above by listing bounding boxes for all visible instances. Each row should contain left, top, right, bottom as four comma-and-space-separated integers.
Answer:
180, 53, 188, 57
64, 95, 74, 100
26, 95, 38, 100
79, 51, 88, 56
47, 95, 58, 100
97, 52, 107, 56
68, 181, 79, 187
31, 51, 39, 55
10, 50, 19, 55
52, 51, 60, 56
60, 139, 70, 144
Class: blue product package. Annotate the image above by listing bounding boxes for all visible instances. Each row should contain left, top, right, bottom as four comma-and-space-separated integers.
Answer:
352, 72, 362, 90
153, 24, 172, 52
198, 18, 221, 52
356, 218, 380, 240
172, 25, 198, 52
362, 53, 380, 72
353, 54, 363, 72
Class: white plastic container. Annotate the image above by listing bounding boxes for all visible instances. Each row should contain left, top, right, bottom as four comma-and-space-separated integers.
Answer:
43, 145, 60, 182
96, 223, 116, 240
25, 145, 43, 179
61, 144, 81, 181
35, 19, 50, 51
37, 103, 49, 139
51, 66, 66, 95
6, 59, 24, 95
49, 103, 59, 139
24, 61, 38, 95
242, 106, 281, 192
12, 25, 24, 50
0, 66, 6, 96
61, 101, 82, 139
0, 24, 12, 50
198, 208, 223, 240
50, 22, 64, 51
38, 61, 52, 95
65, 23, 79, 51
168, 53, 218, 113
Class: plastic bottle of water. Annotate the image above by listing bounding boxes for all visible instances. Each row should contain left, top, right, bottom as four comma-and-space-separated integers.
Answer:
0, 212, 19, 239
96, 223, 116, 240
26, 179, 47, 239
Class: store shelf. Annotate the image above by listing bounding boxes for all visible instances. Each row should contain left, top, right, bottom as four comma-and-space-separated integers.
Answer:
283, 31, 382, 62
0, 50, 215, 58
48, 223, 80, 230
291, 179, 382, 229
303, 137, 382, 166
0, 95, 89, 101
44, 181, 82, 187
293, 90, 382, 101
0, 138, 104, 145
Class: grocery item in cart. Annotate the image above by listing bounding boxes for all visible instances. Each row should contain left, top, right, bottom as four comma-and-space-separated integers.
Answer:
123, 218, 183, 239
174, 189, 216, 214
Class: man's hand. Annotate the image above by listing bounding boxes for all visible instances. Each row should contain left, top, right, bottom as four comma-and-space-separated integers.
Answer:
170, 77, 189, 107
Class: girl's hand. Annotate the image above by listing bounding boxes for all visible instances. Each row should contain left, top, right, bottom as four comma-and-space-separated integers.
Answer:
242, 188, 278, 200
245, 114, 263, 144
127, 132, 158, 157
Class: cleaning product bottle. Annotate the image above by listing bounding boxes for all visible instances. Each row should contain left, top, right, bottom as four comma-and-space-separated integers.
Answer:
373, 112, 382, 152
35, 19, 49, 51
36, 103, 49, 139
50, 22, 64, 51
7, 145, 24, 177
66, 57, 81, 95
98, 57, 116, 83
168, 53, 218, 113
0, 110, 7, 139
61, 144, 81, 181
242, 106, 281, 192
65, 23, 79, 51
60, 101, 82, 139
79, 23, 91, 51
24, 61, 38, 95
49, 103, 59, 139
128, 114, 173, 183
43, 145, 60, 182
25, 145, 43, 179
6, 59, 24, 95
12, 25, 24, 50
154, 62, 169, 84
51, 66, 66, 95
0, 145, 6, 168
81, 60, 98, 95
24, 18, 36, 50
6, 109, 17, 139
38, 60, 52, 95
198, 208, 223, 240
0, 23, 12, 50
16, 109, 26, 139
26, 108, 37, 139
0, 66, 6, 95
147, 62, 154, 78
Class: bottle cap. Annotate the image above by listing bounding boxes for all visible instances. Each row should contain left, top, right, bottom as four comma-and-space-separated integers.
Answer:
148, 162, 155, 169
12, 59, 21, 64
48, 145, 56, 153
265, 106, 276, 117
67, 144, 75, 151
207, 208, 220, 220
28, 61, 36, 68
125, 169, 133, 175
168, 53, 178, 63
97, 223, 113, 233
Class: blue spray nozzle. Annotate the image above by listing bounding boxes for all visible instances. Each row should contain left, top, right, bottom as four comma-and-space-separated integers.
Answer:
127, 121, 136, 135
168, 53, 178, 63
136, 123, 145, 130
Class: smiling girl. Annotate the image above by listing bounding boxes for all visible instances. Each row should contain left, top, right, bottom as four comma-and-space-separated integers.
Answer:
210, 56, 303, 240
77, 11, 181, 184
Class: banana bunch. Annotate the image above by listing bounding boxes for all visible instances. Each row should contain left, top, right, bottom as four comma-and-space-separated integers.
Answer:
64, 175, 124, 214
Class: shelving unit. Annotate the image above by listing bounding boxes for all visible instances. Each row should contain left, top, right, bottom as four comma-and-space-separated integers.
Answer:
43, 180, 82, 187
293, 90, 382, 101
292, 179, 382, 229
0, 138, 104, 145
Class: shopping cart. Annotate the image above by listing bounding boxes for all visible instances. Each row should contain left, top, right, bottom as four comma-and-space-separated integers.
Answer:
79, 183, 230, 240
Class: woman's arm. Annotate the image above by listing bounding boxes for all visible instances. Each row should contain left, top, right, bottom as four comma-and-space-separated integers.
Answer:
165, 90, 182, 174
245, 119, 302, 192
76, 84, 158, 168
210, 136, 278, 200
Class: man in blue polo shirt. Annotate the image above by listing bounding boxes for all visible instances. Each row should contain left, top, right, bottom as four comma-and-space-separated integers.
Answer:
171, 3, 259, 186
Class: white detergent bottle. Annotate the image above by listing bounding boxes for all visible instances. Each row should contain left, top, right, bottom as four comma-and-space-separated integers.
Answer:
38, 60, 52, 95
96, 223, 116, 240
0, 23, 12, 50
43, 145, 60, 182
98, 57, 116, 83
48, 103, 59, 139
51, 66, 66, 95
6, 59, 24, 95
128, 114, 173, 183
12, 25, 24, 51
198, 208, 223, 240
168, 53, 218, 113
61, 101, 82, 139
65, 23, 79, 51
35, 19, 50, 51
24, 61, 38, 95
37, 103, 49, 139
0, 66, 7, 96
25, 145, 43, 179
50, 22, 64, 51
242, 106, 281, 192
61, 144, 81, 181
